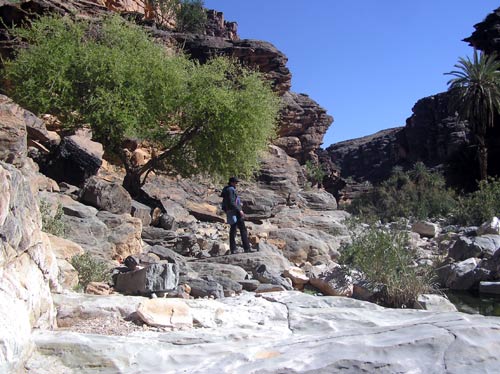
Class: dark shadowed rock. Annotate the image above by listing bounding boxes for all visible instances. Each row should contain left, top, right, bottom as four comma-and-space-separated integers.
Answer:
180, 276, 224, 299
238, 279, 260, 291
464, 6, 500, 55
114, 263, 179, 296
141, 226, 177, 247
325, 92, 476, 191
158, 212, 178, 230
449, 235, 500, 261
252, 264, 292, 290
80, 176, 131, 214
147, 245, 187, 267
163, 33, 291, 95
326, 128, 406, 184
44, 135, 104, 187
436, 258, 492, 290
131, 200, 152, 226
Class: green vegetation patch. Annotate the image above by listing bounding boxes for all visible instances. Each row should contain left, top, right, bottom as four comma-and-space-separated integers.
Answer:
39, 199, 66, 237
70, 252, 111, 291
347, 162, 457, 222
340, 221, 436, 308
454, 177, 500, 226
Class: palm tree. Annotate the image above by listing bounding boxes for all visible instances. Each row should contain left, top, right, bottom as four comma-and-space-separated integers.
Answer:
445, 49, 500, 180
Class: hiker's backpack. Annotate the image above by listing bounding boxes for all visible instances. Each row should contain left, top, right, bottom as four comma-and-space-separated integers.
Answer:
220, 186, 232, 212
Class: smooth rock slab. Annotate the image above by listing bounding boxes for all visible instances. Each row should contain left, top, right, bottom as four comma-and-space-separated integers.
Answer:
114, 263, 179, 295
29, 292, 500, 374
136, 299, 192, 329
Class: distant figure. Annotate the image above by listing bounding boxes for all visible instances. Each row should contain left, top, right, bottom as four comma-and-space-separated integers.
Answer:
220, 177, 251, 254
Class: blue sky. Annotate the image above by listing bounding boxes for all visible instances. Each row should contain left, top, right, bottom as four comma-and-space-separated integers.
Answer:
203, 1, 499, 147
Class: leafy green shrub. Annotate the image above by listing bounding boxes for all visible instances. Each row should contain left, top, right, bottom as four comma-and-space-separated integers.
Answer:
340, 222, 436, 308
175, 0, 207, 33
70, 252, 111, 290
347, 162, 457, 222
304, 160, 326, 188
39, 199, 66, 236
2, 15, 191, 149
453, 177, 500, 226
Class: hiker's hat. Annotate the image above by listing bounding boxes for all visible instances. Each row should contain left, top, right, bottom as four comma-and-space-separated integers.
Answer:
229, 176, 239, 184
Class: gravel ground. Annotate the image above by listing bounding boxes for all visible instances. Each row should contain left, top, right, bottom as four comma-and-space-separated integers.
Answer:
59, 315, 175, 336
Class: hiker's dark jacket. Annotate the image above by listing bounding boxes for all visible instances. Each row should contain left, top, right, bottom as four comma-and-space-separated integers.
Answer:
221, 185, 241, 212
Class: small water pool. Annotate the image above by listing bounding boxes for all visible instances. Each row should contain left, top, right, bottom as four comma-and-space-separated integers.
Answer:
446, 291, 500, 316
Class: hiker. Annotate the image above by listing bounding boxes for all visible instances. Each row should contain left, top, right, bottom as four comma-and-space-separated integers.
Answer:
220, 177, 251, 254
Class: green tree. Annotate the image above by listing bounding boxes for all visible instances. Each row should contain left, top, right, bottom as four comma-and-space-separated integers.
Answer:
445, 49, 500, 181
175, 0, 207, 33
2, 15, 280, 197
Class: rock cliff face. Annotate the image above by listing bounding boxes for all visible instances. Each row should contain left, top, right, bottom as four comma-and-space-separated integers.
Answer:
464, 6, 500, 54
326, 6, 500, 190
276, 92, 333, 163
327, 127, 406, 183
326, 92, 479, 189
0, 163, 57, 373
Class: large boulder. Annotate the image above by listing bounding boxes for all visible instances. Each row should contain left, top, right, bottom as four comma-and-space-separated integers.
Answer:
181, 277, 224, 299
415, 294, 458, 312
96, 211, 143, 260
43, 135, 104, 187
63, 210, 142, 261
449, 235, 500, 261
131, 200, 152, 226
136, 298, 192, 329
80, 176, 132, 214
297, 190, 338, 210
187, 262, 248, 282
436, 258, 491, 290
268, 227, 340, 264
114, 263, 179, 296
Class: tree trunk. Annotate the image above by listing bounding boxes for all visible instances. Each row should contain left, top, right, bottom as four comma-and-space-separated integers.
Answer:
122, 166, 144, 199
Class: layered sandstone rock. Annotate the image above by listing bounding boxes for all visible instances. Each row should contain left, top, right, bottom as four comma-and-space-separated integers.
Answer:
0, 162, 58, 373
326, 92, 475, 189
276, 92, 333, 163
